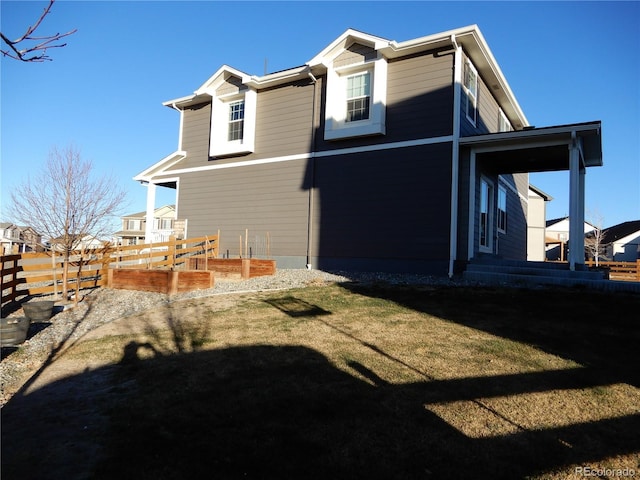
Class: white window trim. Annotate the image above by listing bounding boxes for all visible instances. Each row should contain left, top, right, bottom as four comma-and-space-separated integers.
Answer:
210, 89, 256, 157
463, 59, 478, 127
324, 56, 387, 140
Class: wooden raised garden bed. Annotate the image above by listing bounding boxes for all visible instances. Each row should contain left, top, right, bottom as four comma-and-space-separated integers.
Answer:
188, 258, 276, 279
107, 269, 215, 295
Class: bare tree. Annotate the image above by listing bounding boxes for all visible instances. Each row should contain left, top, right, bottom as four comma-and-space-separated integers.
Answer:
8, 145, 126, 298
585, 209, 609, 267
1, 0, 76, 62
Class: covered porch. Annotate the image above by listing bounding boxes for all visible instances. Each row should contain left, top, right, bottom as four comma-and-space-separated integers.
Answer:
133, 151, 183, 244
459, 121, 603, 271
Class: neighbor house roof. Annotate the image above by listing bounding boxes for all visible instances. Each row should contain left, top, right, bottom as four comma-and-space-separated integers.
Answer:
601, 220, 640, 244
546, 217, 569, 228
122, 205, 176, 219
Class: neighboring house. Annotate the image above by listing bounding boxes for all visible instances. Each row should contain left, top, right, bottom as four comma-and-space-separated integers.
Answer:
114, 205, 185, 246
18, 226, 43, 253
527, 185, 552, 262
135, 26, 602, 275
1, 223, 22, 255
546, 217, 596, 261
49, 234, 107, 252
1, 223, 43, 254
599, 220, 640, 262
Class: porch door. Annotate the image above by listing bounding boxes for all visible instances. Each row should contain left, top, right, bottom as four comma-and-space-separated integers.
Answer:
479, 177, 494, 252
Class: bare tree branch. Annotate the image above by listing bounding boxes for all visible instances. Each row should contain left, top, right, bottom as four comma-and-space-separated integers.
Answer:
8, 145, 127, 297
585, 209, 609, 267
1, 0, 76, 62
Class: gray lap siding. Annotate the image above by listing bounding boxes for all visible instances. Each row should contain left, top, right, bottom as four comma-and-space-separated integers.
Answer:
496, 173, 528, 260
310, 142, 453, 273
177, 103, 211, 169
316, 50, 455, 152
174, 159, 311, 267
169, 141, 453, 273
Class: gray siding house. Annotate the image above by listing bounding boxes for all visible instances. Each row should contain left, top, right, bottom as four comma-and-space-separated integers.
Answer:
135, 26, 602, 275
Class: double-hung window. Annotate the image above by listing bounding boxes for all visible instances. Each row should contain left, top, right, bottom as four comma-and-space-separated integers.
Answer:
497, 185, 507, 233
228, 100, 245, 142
498, 109, 511, 132
463, 59, 478, 126
480, 178, 493, 251
209, 88, 256, 157
324, 56, 387, 140
346, 72, 371, 122
127, 219, 141, 231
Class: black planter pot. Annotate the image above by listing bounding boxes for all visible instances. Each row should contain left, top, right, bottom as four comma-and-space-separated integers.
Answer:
0, 317, 31, 346
22, 301, 55, 322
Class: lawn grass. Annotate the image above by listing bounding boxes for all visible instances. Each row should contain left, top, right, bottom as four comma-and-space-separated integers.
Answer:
3, 282, 640, 479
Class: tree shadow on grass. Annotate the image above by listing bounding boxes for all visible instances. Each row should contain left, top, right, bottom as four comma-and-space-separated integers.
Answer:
2, 340, 639, 480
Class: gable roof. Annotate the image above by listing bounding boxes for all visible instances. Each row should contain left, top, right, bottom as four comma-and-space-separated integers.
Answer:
161, 25, 527, 129
122, 205, 176, 219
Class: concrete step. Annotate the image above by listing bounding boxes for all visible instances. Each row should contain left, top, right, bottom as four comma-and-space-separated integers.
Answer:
465, 263, 607, 280
470, 256, 584, 271
463, 270, 640, 294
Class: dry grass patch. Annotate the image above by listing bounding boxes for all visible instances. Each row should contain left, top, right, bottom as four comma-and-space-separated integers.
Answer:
2, 283, 639, 480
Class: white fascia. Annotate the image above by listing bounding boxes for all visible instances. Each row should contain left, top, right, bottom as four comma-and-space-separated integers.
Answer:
134, 151, 186, 183
307, 29, 391, 69
193, 66, 258, 157
195, 65, 252, 96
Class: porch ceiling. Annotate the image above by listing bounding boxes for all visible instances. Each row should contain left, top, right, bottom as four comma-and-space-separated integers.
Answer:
460, 121, 602, 174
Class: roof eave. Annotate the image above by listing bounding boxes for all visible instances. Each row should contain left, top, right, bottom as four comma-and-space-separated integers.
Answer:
134, 150, 187, 183
453, 27, 529, 130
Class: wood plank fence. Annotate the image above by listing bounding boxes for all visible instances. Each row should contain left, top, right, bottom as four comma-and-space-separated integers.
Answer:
586, 260, 640, 282
1, 234, 218, 307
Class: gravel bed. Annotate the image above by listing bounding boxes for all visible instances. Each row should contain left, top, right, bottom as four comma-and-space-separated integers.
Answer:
0, 269, 469, 406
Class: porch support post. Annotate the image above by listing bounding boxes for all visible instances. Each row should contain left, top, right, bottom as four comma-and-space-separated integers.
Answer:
568, 134, 585, 271
467, 150, 476, 261
145, 182, 157, 244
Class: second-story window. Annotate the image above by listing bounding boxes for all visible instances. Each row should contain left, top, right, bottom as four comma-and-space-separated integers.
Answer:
324, 55, 387, 140
228, 100, 245, 141
498, 109, 511, 132
346, 72, 370, 122
463, 59, 478, 126
127, 219, 141, 231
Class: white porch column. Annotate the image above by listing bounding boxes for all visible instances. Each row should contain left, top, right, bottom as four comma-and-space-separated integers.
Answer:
568, 135, 585, 270
145, 182, 156, 243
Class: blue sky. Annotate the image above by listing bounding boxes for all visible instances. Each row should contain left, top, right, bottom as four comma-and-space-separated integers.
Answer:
1, 1, 639, 234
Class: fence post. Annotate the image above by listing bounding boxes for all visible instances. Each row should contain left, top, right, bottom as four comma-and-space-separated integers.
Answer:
170, 235, 176, 270
168, 270, 178, 295
204, 236, 209, 271
11, 256, 17, 303
0, 256, 4, 306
